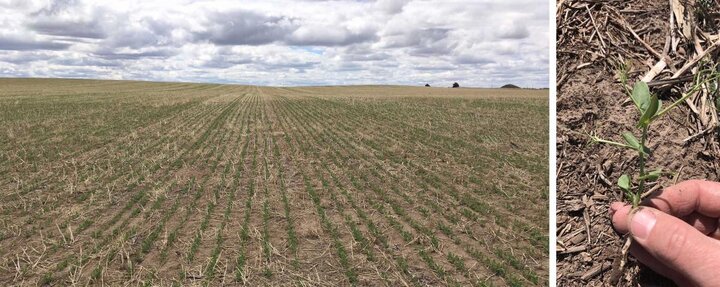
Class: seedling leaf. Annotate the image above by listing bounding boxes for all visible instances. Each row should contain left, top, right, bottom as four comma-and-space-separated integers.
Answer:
639, 169, 662, 181
631, 81, 650, 112
618, 174, 631, 192
638, 95, 659, 128
621, 132, 641, 150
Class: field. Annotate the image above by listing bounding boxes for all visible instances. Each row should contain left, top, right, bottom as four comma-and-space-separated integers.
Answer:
0, 78, 548, 286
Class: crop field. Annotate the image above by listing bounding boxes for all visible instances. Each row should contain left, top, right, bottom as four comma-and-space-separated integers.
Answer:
0, 78, 548, 286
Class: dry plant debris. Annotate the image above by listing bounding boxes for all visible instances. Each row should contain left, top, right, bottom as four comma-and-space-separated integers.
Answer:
0, 79, 548, 286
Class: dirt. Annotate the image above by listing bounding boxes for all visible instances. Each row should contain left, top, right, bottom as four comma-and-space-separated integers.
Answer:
557, 0, 720, 285
1, 79, 547, 286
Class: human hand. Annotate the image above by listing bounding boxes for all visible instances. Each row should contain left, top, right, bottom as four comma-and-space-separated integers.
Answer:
610, 180, 720, 286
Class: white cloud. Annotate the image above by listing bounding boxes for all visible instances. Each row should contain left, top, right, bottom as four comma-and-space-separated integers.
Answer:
0, 0, 549, 87
496, 22, 530, 40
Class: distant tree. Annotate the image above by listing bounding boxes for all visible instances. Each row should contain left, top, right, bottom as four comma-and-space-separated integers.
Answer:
425, 83, 431, 87
452, 82, 460, 88
501, 84, 520, 89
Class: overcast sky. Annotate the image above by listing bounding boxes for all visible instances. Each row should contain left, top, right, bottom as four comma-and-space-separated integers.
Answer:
0, 0, 548, 87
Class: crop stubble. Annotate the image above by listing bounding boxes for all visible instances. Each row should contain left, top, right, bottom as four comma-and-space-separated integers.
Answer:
0, 79, 547, 286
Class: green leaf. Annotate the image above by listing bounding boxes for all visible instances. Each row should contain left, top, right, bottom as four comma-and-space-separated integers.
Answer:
631, 81, 650, 112
621, 132, 641, 150
625, 191, 635, 203
639, 169, 663, 181
618, 174, 631, 192
638, 95, 659, 128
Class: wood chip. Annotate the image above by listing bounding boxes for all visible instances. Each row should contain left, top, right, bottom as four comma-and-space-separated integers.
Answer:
581, 262, 611, 281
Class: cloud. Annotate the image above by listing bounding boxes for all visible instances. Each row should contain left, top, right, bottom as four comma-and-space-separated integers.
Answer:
341, 45, 392, 62
336, 62, 363, 72
286, 25, 376, 46
29, 0, 79, 16
495, 22, 530, 39
196, 10, 296, 46
413, 64, 456, 71
92, 47, 177, 60
375, 0, 411, 14
262, 60, 319, 70
195, 10, 377, 47
382, 28, 450, 48
380, 28, 458, 57
99, 22, 175, 50
25, 4, 110, 40
27, 18, 107, 39
201, 51, 253, 69
51, 56, 121, 67
0, 36, 70, 51
0, 0, 549, 88
0, 51, 54, 64
453, 54, 495, 65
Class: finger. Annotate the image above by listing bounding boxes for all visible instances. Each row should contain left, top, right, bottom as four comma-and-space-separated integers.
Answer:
628, 207, 720, 286
682, 212, 718, 236
611, 203, 693, 285
709, 225, 720, 241
610, 202, 625, 215
627, 242, 686, 284
610, 202, 632, 234
612, 202, 719, 235
645, 180, 720, 218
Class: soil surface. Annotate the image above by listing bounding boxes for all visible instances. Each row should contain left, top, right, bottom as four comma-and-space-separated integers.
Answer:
557, 0, 720, 286
0, 79, 548, 286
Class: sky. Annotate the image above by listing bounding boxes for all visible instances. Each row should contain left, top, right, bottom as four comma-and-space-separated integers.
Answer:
0, 0, 549, 87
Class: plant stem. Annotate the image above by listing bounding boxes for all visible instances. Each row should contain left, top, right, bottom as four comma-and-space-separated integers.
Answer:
635, 126, 649, 208
652, 91, 694, 119
653, 72, 720, 119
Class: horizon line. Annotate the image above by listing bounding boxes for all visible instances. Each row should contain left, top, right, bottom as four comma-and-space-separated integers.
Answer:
0, 76, 550, 90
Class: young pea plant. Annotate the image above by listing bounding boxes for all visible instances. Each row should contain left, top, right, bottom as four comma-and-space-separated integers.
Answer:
589, 63, 719, 282
590, 70, 718, 208
589, 81, 662, 207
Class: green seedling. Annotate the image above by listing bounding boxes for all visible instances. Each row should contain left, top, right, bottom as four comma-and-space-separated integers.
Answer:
593, 57, 720, 285
589, 81, 661, 207
590, 70, 718, 208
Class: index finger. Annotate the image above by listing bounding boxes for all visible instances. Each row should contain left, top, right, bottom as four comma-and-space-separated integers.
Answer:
645, 179, 720, 217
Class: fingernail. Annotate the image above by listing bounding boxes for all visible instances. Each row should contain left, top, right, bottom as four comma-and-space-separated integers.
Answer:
630, 208, 656, 240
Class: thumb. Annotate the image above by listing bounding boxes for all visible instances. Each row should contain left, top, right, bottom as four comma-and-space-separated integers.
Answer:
629, 207, 720, 285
